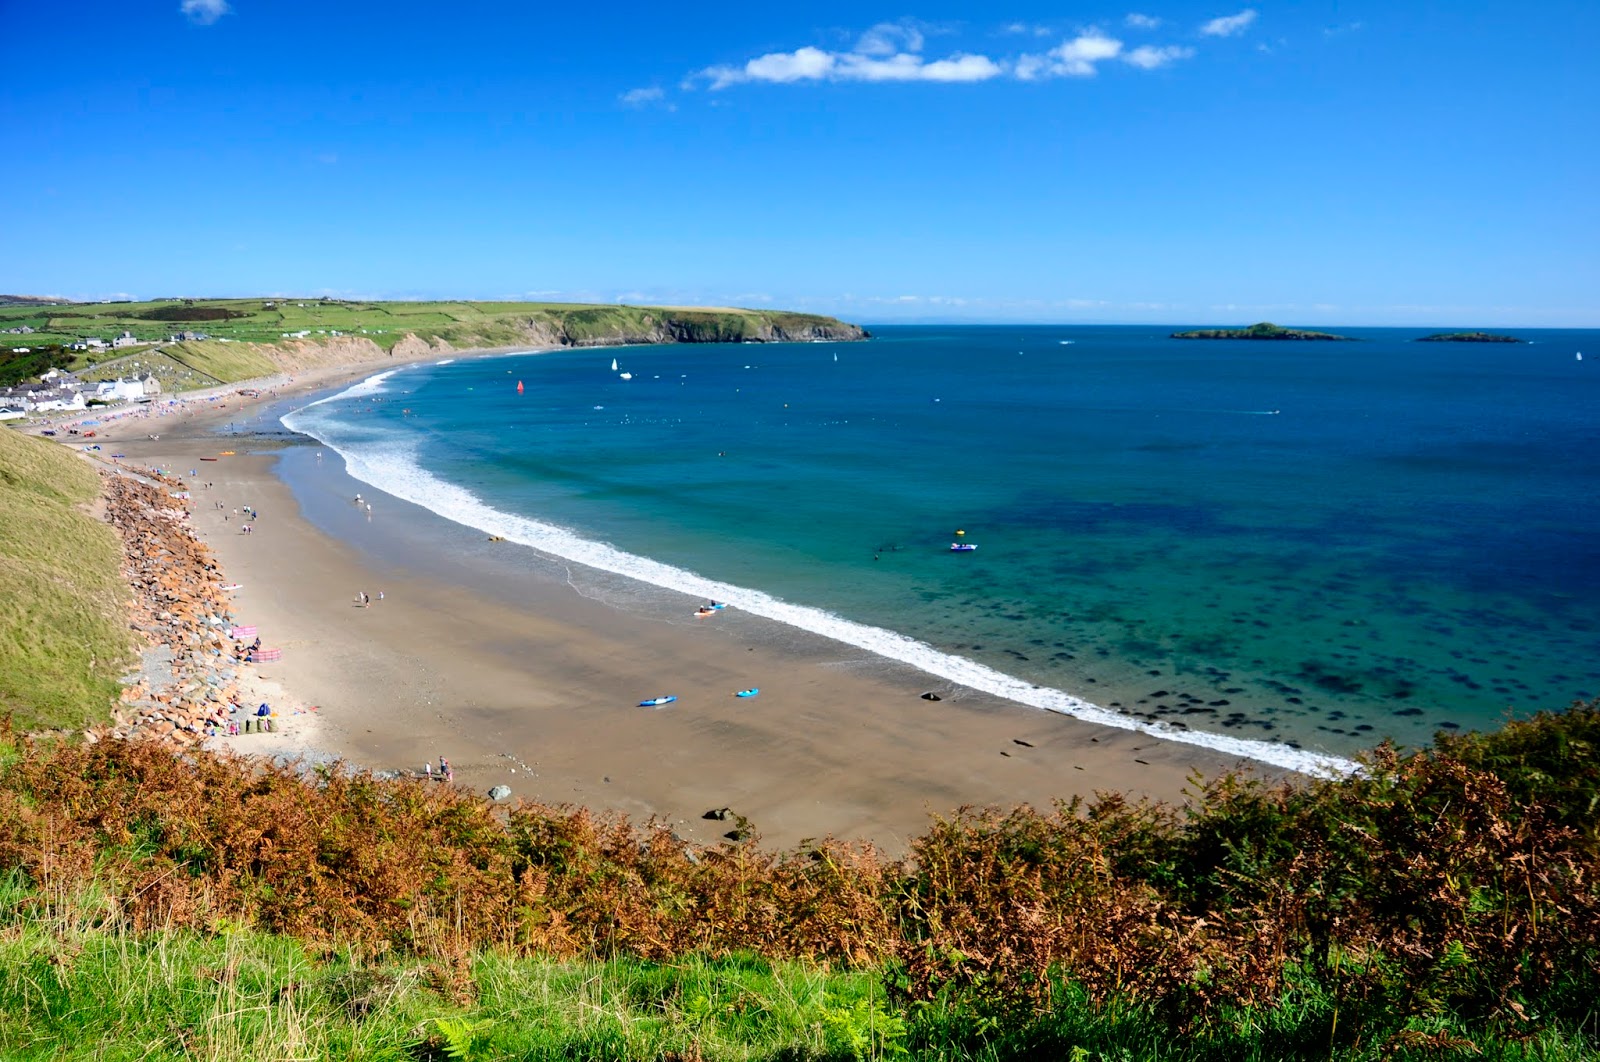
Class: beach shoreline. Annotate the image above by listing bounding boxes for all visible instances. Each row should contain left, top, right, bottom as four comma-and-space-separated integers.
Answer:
78, 345, 1281, 854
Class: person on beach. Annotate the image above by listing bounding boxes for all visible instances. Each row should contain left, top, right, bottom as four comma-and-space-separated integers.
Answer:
424, 762, 432, 780
377, 590, 384, 602
361, 591, 370, 608
439, 757, 452, 782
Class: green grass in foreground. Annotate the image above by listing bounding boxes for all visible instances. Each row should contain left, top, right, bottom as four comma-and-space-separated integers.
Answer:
0, 429, 131, 731
2, 897, 1590, 1062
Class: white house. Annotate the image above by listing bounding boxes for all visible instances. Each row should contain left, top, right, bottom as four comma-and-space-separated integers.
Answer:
111, 331, 143, 349
31, 390, 87, 413
0, 407, 26, 422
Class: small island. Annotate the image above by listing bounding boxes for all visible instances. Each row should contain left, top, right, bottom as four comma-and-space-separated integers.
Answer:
1416, 331, 1524, 343
1171, 321, 1353, 341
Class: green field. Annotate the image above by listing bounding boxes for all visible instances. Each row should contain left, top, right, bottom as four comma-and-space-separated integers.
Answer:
0, 429, 133, 731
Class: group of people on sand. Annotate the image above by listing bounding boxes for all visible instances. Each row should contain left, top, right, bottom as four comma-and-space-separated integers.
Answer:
423, 756, 453, 782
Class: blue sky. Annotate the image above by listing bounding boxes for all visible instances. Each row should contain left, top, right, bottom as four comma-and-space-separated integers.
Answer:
3, 2, 1595, 325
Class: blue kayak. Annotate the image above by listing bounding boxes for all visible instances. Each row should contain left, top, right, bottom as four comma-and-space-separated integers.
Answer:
734, 688, 760, 698
638, 695, 678, 707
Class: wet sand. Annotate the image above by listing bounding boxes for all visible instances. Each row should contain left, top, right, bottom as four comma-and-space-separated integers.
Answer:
87, 353, 1275, 854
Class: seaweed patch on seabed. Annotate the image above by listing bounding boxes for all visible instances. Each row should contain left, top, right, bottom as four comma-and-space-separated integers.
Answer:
1294, 660, 1366, 696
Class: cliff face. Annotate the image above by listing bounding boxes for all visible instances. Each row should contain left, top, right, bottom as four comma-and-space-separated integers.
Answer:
539, 310, 867, 348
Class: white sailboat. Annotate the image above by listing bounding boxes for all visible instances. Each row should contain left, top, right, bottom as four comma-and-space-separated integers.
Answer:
611, 357, 619, 371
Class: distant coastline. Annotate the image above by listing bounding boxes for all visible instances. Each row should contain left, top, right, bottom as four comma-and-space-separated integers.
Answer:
0, 297, 869, 392
1171, 321, 1353, 341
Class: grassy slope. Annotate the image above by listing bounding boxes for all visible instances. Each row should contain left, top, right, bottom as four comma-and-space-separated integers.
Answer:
0, 429, 131, 731
2, 911, 1589, 1062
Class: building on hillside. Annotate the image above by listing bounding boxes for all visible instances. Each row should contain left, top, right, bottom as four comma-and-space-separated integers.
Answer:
167, 331, 210, 343
70, 338, 108, 351
0, 406, 26, 421
111, 331, 143, 349
40, 367, 81, 386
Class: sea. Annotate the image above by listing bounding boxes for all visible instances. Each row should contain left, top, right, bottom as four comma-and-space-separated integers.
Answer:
278, 324, 1600, 774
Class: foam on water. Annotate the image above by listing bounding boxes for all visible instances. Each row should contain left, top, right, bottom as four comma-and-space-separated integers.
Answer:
283, 368, 1360, 779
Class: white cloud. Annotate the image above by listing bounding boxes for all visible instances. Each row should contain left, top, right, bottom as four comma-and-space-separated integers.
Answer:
856, 21, 924, 57
1125, 13, 1163, 29
841, 52, 1004, 82
1200, 9, 1258, 37
180, 0, 230, 25
1019, 33, 1123, 78
695, 23, 1196, 89
1322, 21, 1364, 37
700, 42, 1003, 88
1123, 44, 1194, 69
703, 46, 835, 88
620, 86, 665, 105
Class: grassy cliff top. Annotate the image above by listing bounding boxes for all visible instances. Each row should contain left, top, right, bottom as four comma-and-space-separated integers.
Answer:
1171, 321, 1354, 341
0, 428, 132, 730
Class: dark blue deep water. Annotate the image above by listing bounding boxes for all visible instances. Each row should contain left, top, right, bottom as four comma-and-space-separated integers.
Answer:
284, 324, 1600, 762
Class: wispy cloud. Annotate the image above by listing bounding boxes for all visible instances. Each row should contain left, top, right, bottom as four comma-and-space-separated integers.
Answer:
856, 21, 925, 57
1322, 21, 1365, 37
1001, 21, 1054, 37
1125, 13, 1163, 29
1124, 44, 1195, 69
180, 0, 230, 26
1200, 9, 1258, 37
619, 86, 677, 111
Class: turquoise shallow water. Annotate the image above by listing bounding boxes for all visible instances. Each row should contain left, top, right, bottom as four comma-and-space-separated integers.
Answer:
281, 325, 1600, 762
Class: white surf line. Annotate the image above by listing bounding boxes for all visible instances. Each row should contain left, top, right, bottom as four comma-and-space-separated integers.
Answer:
285, 369, 1362, 780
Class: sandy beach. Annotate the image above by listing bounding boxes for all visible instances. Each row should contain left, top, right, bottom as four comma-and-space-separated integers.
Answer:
76, 349, 1275, 854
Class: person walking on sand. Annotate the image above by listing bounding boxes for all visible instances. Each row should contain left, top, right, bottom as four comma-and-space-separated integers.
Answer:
439, 756, 452, 782
424, 761, 432, 780
360, 591, 370, 608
